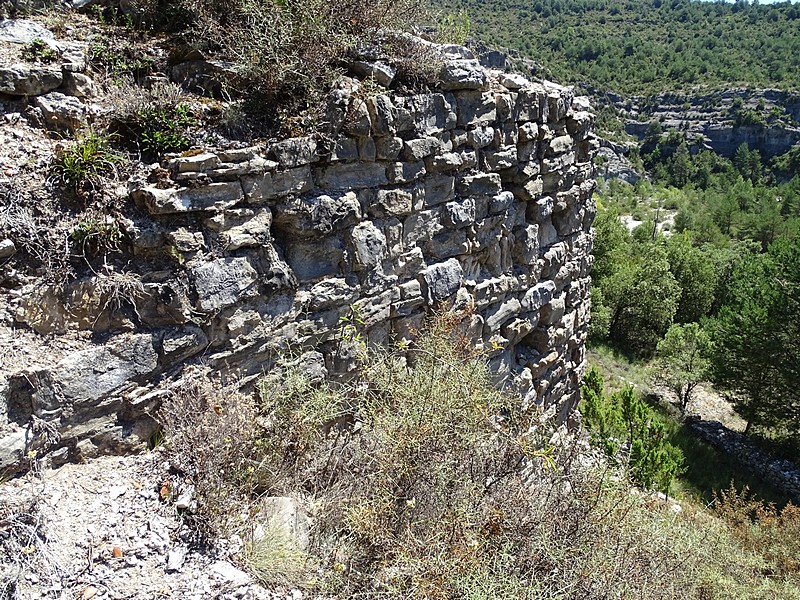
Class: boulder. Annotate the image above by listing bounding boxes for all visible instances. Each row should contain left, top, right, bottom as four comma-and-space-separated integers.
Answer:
0, 63, 62, 95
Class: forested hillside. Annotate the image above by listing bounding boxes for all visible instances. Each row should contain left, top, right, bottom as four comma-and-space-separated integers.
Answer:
435, 0, 800, 93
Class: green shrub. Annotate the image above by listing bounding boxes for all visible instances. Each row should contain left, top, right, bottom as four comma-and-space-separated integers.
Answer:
107, 80, 196, 157
136, 104, 195, 155
580, 367, 684, 494
70, 214, 123, 257
436, 9, 471, 45
20, 38, 59, 63
50, 132, 121, 198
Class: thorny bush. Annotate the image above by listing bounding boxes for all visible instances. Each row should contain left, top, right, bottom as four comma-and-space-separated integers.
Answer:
159, 315, 743, 598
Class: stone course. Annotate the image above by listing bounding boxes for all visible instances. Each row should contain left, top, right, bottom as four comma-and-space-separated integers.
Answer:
1, 42, 598, 473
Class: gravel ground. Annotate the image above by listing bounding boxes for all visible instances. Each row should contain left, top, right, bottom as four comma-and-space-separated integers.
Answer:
1, 451, 301, 600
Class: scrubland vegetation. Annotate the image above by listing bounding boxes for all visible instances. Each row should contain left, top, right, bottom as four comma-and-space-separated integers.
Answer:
154, 316, 800, 599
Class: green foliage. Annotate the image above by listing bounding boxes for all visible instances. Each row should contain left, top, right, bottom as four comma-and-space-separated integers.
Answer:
653, 323, 712, 410
580, 367, 684, 494
89, 33, 156, 81
20, 38, 59, 63
50, 133, 122, 197
435, 0, 800, 94
135, 103, 195, 155
665, 235, 719, 323
604, 243, 680, 356
70, 214, 124, 257
436, 9, 471, 44
708, 237, 800, 441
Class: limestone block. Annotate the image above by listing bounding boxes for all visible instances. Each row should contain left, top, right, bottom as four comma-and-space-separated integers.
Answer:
527, 350, 559, 379
439, 59, 488, 91
519, 122, 539, 143
375, 136, 403, 160
456, 91, 496, 126
331, 136, 359, 161
354, 286, 400, 328
273, 166, 314, 196
404, 209, 443, 246
366, 95, 396, 135
514, 86, 547, 122
167, 227, 204, 252
351, 61, 396, 87
33, 92, 87, 131
548, 91, 571, 123
424, 174, 455, 206
521, 280, 556, 312
457, 173, 502, 196
399, 279, 422, 299
0, 63, 61, 95
274, 192, 361, 236
502, 316, 538, 345
170, 152, 220, 174
308, 278, 359, 311
532, 196, 554, 220
343, 101, 371, 137
316, 162, 388, 190
443, 198, 475, 229
350, 221, 388, 271
61, 71, 96, 98
553, 205, 585, 237
539, 294, 566, 326
498, 72, 530, 91
217, 147, 261, 162
387, 161, 426, 184
426, 229, 469, 260
242, 173, 275, 202
0, 238, 15, 258
373, 188, 414, 217
420, 258, 463, 304
425, 152, 465, 172
512, 224, 539, 265
567, 111, 593, 139
485, 146, 518, 171
132, 182, 244, 215
190, 257, 259, 312
161, 326, 208, 366
209, 208, 272, 250
359, 137, 377, 161
401, 136, 441, 161
547, 135, 574, 157
468, 126, 495, 149
484, 298, 522, 332
395, 93, 456, 134
56, 334, 159, 403
271, 136, 318, 168
488, 191, 514, 216
285, 237, 344, 281
495, 92, 517, 122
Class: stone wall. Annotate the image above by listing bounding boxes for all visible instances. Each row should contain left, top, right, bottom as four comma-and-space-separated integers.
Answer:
1, 47, 598, 473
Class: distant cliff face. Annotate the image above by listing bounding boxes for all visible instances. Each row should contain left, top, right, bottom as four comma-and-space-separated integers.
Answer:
1, 43, 598, 473
619, 89, 800, 158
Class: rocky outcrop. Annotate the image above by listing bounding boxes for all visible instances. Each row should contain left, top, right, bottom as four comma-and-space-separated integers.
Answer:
615, 88, 800, 158
1, 42, 598, 474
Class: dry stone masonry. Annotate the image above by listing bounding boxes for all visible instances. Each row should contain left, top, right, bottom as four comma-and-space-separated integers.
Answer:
0, 42, 598, 473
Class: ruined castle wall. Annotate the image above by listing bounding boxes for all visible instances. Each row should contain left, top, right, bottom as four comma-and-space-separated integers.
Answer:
1, 53, 598, 471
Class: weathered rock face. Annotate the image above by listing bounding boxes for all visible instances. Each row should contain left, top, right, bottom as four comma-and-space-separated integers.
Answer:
616, 88, 800, 158
1, 45, 598, 474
